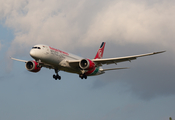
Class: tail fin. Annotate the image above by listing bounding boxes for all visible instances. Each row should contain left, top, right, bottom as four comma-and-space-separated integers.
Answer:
94, 42, 106, 59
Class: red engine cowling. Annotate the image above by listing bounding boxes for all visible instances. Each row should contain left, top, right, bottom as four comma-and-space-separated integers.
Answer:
79, 59, 95, 70
25, 61, 41, 72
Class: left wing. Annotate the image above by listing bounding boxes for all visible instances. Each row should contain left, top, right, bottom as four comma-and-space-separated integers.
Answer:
68, 51, 165, 67
11, 57, 54, 69
92, 51, 165, 66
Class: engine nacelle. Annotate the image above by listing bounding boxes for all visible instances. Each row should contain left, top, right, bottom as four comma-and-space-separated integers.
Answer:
79, 59, 95, 70
25, 61, 41, 72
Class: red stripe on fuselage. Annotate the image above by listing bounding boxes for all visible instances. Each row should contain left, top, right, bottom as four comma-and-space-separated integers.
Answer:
49, 46, 69, 55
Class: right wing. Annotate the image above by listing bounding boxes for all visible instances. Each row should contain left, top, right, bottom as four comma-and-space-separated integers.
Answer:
11, 57, 54, 69
11, 57, 28, 63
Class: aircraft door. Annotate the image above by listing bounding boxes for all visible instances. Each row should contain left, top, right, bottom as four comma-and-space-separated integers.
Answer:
43, 46, 50, 55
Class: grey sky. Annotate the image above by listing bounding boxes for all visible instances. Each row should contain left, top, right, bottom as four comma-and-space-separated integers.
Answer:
0, 0, 175, 119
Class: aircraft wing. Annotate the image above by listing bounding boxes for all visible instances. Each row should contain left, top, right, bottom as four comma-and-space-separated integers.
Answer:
92, 51, 165, 66
11, 57, 54, 69
11, 57, 28, 63
68, 51, 165, 67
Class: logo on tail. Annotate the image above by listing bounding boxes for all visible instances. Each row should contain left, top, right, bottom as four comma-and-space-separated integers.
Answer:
94, 42, 106, 59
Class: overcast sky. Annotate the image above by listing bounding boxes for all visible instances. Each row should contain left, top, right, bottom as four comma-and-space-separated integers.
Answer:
0, 0, 175, 120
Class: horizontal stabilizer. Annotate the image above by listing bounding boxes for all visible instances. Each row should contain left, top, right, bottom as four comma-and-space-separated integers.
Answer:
102, 67, 129, 71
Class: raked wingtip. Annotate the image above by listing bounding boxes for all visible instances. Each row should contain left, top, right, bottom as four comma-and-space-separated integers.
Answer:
153, 51, 166, 54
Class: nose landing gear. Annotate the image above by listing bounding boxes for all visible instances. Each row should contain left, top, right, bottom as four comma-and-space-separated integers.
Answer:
53, 69, 61, 80
53, 74, 61, 80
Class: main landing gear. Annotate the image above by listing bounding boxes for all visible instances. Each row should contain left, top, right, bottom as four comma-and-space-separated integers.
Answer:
53, 69, 61, 80
79, 74, 87, 79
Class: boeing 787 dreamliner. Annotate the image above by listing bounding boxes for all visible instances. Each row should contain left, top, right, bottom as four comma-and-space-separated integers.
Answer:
11, 42, 165, 80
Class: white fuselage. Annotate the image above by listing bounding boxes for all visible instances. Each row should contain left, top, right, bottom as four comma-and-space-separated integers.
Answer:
30, 44, 99, 75
11, 42, 165, 80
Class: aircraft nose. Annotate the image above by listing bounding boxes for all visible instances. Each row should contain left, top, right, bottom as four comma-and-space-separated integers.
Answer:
30, 49, 36, 58
30, 48, 43, 59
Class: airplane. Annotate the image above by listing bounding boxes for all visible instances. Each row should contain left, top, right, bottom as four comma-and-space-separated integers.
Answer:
11, 42, 165, 80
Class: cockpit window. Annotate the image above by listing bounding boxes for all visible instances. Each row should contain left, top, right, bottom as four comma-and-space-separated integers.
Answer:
32, 47, 41, 49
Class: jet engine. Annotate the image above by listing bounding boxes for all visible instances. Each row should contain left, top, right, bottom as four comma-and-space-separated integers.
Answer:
79, 59, 95, 70
25, 61, 41, 72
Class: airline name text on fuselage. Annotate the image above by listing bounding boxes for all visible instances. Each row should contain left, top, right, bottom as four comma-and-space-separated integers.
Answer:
49, 46, 69, 56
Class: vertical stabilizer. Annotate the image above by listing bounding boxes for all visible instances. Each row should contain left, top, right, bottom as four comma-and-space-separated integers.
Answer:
94, 42, 106, 59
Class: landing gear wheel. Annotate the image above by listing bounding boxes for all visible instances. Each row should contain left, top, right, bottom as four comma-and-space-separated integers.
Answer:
79, 74, 87, 79
53, 75, 57, 80
53, 69, 61, 80
57, 75, 61, 80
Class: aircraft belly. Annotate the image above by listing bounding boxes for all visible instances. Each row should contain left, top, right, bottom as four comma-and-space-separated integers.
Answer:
59, 66, 81, 74
38, 48, 85, 74
40, 54, 61, 66
40, 53, 81, 74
